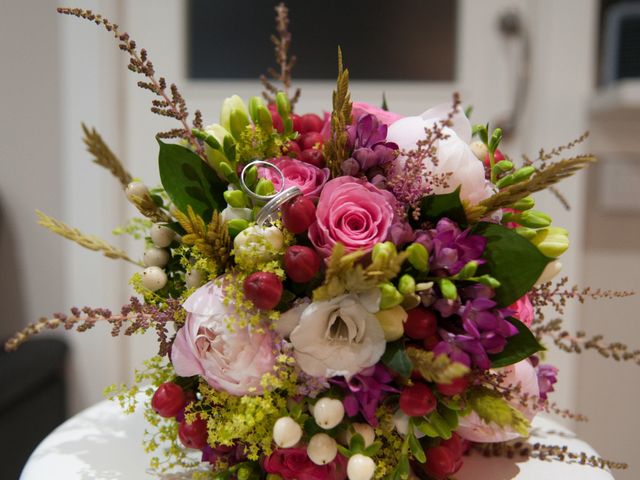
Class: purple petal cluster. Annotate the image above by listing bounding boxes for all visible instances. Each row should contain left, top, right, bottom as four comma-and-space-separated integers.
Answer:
331, 364, 398, 426
415, 218, 487, 277
532, 357, 558, 400
342, 114, 398, 188
434, 297, 517, 370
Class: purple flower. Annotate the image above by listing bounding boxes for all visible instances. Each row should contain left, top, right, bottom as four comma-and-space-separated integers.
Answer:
201, 443, 245, 467
434, 298, 517, 370
535, 363, 558, 400
342, 114, 398, 185
415, 218, 487, 277
331, 364, 398, 426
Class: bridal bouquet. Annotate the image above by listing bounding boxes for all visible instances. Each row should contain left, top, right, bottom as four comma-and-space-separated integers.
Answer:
8, 5, 635, 480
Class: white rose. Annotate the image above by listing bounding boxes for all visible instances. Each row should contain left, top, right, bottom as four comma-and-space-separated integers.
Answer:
233, 225, 284, 267
387, 103, 494, 205
290, 293, 386, 379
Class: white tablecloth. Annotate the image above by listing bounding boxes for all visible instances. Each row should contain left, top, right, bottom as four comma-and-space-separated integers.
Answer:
20, 397, 614, 480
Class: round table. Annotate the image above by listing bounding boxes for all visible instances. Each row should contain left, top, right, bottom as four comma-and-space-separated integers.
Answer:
20, 398, 613, 480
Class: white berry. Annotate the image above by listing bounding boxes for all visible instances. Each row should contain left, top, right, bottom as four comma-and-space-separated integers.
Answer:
185, 269, 205, 289
272, 416, 303, 448
125, 181, 149, 202
347, 454, 376, 480
307, 433, 337, 465
470, 141, 489, 161
313, 397, 345, 430
141, 266, 167, 291
143, 247, 170, 267
150, 224, 175, 248
346, 423, 375, 447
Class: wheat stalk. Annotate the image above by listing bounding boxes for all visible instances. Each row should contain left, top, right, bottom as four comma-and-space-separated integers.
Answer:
36, 210, 142, 266
82, 123, 133, 188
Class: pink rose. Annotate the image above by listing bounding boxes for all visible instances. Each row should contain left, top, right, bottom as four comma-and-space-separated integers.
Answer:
309, 177, 395, 257
263, 448, 347, 480
260, 157, 329, 201
352, 102, 403, 126
171, 277, 276, 396
510, 294, 534, 327
456, 359, 540, 443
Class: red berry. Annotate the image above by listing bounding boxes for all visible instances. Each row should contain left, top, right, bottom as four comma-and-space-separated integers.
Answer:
270, 111, 284, 134
299, 148, 325, 168
404, 307, 437, 340
424, 445, 462, 480
284, 246, 321, 283
283, 140, 301, 159
243, 272, 283, 310
440, 433, 466, 459
483, 148, 505, 168
423, 334, 440, 351
281, 196, 316, 234
436, 376, 470, 397
292, 113, 303, 133
151, 382, 186, 418
298, 132, 323, 151
300, 113, 324, 133
399, 383, 437, 417
178, 418, 208, 450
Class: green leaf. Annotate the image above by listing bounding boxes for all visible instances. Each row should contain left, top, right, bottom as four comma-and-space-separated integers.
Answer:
474, 222, 552, 306
414, 418, 440, 437
408, 431, 426, 463
363, 441, 382, 457
158, 140, 226, 222
490, 317, 545, 368
381, 340, 412, 378
438, 405, 459, 430
414, 187, 467, 226
427, 411, 452, 439
466, 387, 531, 437
349, 433, 365, 453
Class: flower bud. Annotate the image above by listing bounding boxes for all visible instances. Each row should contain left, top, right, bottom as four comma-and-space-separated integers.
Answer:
273, 416, 303, 448
375, 305, 407, 341
406, 243, 429, 272
227, 218, 250, 238
223, 189, 247, 208
475, 274, 501, 288
535, 260, 562, 285
220, 95, 249, 133
234, 225, 284, 266
229, 108, 250, 140
531, 226, 569, 258
255, 178, 276, 197
243, 165, 259, 188
513, 196, 535, 211
512, 165, 536, 182
372, 242, 396, 262
518, 210, 552, 229
470, 141, 489, 161
379, 282, 404, 309
456, 260, 478, 279
397, 274, 416, 295
438, 278, 457, 300
219, 161, 239, 184
494, 160, 514, 173
514, 226, 537, 240
307, 433, 337, 465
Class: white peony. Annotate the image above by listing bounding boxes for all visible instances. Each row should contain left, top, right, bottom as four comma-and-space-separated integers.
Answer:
289, 293, 386, 379
233, 225, 284, 268
387, 103, 494, 205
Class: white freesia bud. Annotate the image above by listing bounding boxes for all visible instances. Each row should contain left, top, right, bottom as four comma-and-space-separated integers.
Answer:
221, 206, 253, 224
347, 454, 376, 480
204, 123, 232, 146
141, 266, 167, 291
125, 181, 149, 202
470, 141, 489, 161
272, 416, 303, 448
150, 224, 176, 248
392, 410, 425, 438
535, 260, 563, 286
347, 423, 376, 447
307, 433, 337, 465
233, 225, 284, 267
313, 398, 345, 429
185, 269, 205, 289
143, 247, 169, 267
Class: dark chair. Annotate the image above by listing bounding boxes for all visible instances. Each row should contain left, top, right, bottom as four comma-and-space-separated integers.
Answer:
0, 337, 68, 479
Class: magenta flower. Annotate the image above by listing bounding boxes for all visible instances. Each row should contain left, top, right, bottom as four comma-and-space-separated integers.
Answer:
351, 101, 403, 127
263, 448, 347, 480
259, 156, 330, 201
331, 364, 398, 426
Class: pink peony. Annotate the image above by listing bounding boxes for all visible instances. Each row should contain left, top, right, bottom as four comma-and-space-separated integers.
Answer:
351, 102, 404, 126
510, 294, 534, 327
260, 157, 329, 201
171, 277, 276, 396
456, 359, 540, 443
263, 448, 347, 480
308, 177, 395, 257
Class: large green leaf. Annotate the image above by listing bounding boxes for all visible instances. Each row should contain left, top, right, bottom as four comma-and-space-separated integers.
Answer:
381, 340, 412, 378
474, 222, 551, 306
489, 317, 544, 368
414, 187, 467, 226
158, 140, 225, 221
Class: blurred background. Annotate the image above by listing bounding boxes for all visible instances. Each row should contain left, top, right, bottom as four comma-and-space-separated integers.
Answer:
1, 0, 638, 478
